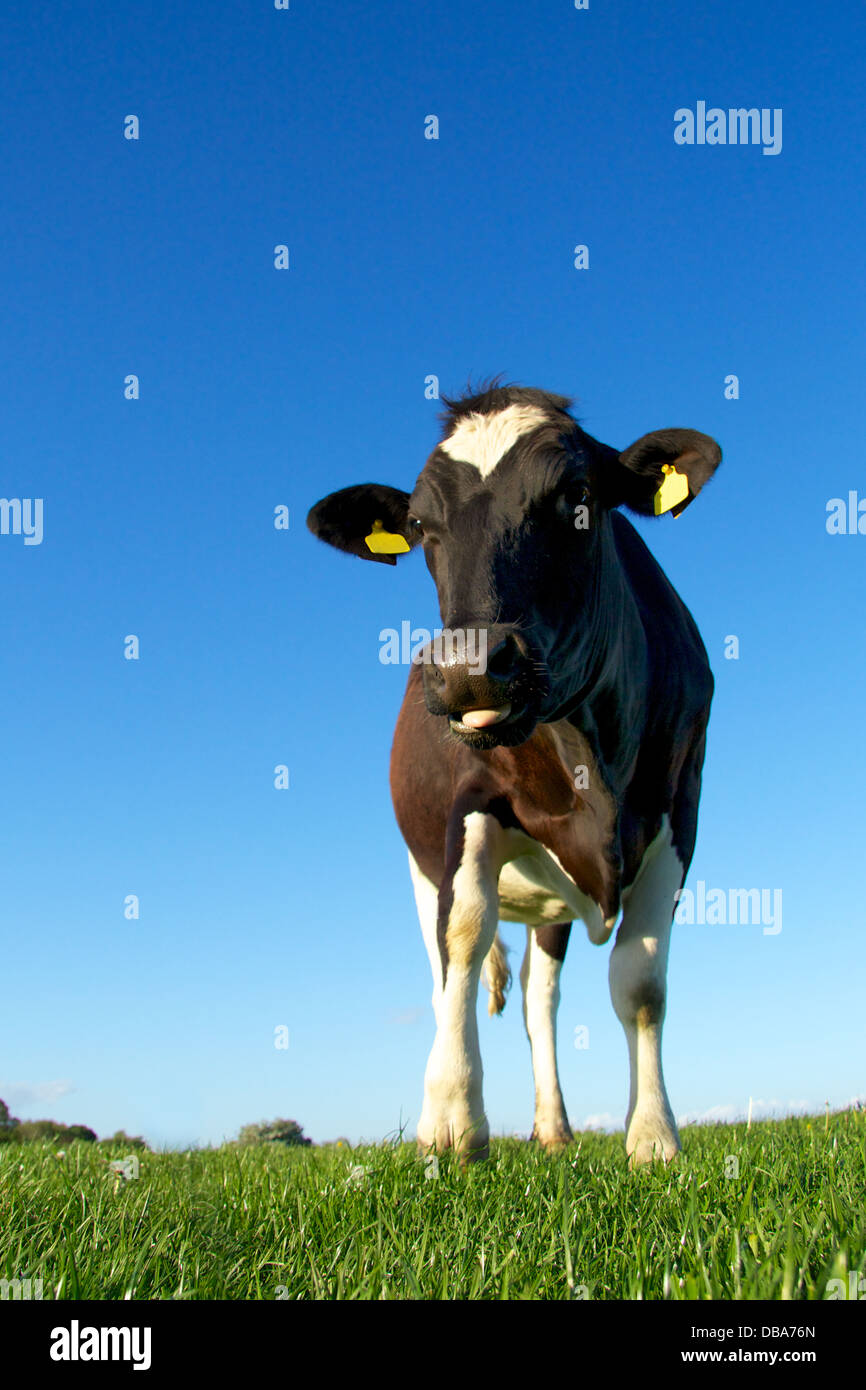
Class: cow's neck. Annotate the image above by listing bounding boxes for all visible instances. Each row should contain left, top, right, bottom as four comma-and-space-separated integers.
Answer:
547, 515, 648, 796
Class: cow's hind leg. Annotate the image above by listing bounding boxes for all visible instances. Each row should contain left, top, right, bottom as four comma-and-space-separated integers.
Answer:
520, 923, 573, 1149
609, 817, 683, 1165
414, 808, 509, 1162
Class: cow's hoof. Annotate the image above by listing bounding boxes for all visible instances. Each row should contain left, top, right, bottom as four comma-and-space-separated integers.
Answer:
416, 1140, 490, 1167
416, 1117, 490, 1164
626, 1114, 681, 1166
531, 1125, 574, 1152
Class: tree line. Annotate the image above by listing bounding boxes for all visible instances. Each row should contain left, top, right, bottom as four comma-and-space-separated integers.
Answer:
0, 1099, 147, 1148
0, 1100, 314, 1149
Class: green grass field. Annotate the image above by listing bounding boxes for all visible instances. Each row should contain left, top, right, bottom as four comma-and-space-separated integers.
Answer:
2, 1111, 864, 1300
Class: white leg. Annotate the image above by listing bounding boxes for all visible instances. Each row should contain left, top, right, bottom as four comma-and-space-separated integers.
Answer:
520, 925, 572, 1147
416, 811, 507, 1160
409, 855, 443, 1027
609, 817, 683, 1164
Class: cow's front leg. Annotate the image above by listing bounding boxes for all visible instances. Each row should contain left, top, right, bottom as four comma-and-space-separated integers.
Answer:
520, 923, 573, 1149
609, 818, 683, 1165
416, 809, 507, 1162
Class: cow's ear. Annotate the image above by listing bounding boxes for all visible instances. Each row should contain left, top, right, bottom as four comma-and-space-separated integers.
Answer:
306, 483, 422, 566
601, 429, 721, 518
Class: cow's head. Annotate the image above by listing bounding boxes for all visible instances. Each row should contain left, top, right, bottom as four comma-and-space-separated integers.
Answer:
307, 384, 721, 749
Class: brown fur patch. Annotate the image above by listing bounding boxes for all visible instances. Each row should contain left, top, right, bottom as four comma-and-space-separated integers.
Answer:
534, 922, 572, 962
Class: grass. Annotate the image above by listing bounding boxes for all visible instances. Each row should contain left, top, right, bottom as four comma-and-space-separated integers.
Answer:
1, 1111, 864, 1300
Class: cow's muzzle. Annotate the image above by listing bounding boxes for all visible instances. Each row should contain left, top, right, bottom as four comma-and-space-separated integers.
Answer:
419, 626, 547, 748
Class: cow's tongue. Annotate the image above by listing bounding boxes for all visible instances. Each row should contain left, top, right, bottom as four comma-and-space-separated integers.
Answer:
458, 704, 511, 729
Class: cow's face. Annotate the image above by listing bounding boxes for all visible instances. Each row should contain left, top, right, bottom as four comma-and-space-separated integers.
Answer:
307, 386, 721, 749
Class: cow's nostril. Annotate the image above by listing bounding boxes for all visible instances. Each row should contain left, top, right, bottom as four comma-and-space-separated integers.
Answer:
487, 635, 522, 680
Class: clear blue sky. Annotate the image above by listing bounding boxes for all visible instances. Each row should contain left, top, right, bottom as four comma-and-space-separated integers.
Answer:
2, 1, 863, 1148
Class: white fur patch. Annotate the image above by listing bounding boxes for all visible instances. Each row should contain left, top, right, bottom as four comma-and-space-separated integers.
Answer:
414, 814, 505, 1154
609, 814, 685, 1163
439, 404, 550, 477
408, 854, 444, 1023
519, 926, 571, 1144
619, 814, 684, 918
496, 835, 608, 941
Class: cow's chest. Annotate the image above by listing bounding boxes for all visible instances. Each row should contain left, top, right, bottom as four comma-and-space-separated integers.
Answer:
488, 720, 621, 940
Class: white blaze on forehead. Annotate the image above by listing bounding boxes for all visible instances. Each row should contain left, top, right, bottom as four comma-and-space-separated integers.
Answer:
439, 404, 551, 477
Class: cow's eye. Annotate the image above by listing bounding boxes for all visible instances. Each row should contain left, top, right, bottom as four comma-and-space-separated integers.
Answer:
556, 483, 589, 519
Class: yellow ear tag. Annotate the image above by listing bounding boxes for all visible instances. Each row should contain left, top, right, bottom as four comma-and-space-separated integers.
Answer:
653, 464, 689, 516
364, 518, 410, 555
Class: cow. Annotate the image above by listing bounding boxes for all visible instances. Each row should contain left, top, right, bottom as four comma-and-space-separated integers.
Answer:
307, 383, 721, 1165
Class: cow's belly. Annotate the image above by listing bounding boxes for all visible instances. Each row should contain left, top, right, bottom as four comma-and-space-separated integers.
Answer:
497, 839, 615, 944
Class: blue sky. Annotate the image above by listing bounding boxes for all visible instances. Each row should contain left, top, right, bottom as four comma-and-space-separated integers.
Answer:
1, 1, 863, 1148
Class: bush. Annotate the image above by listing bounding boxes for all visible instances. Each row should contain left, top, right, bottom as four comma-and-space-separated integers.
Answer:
15, 1119, 97, 1144
97, 1130, 149, 1151
237, 1118, 312, 1147
0, 1099, 21, 1143
0, 1101, 146, 1148
63, 1124, 98, 1143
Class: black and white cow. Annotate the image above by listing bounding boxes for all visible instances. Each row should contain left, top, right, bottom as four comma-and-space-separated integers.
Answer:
307, 384, 721, 1164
